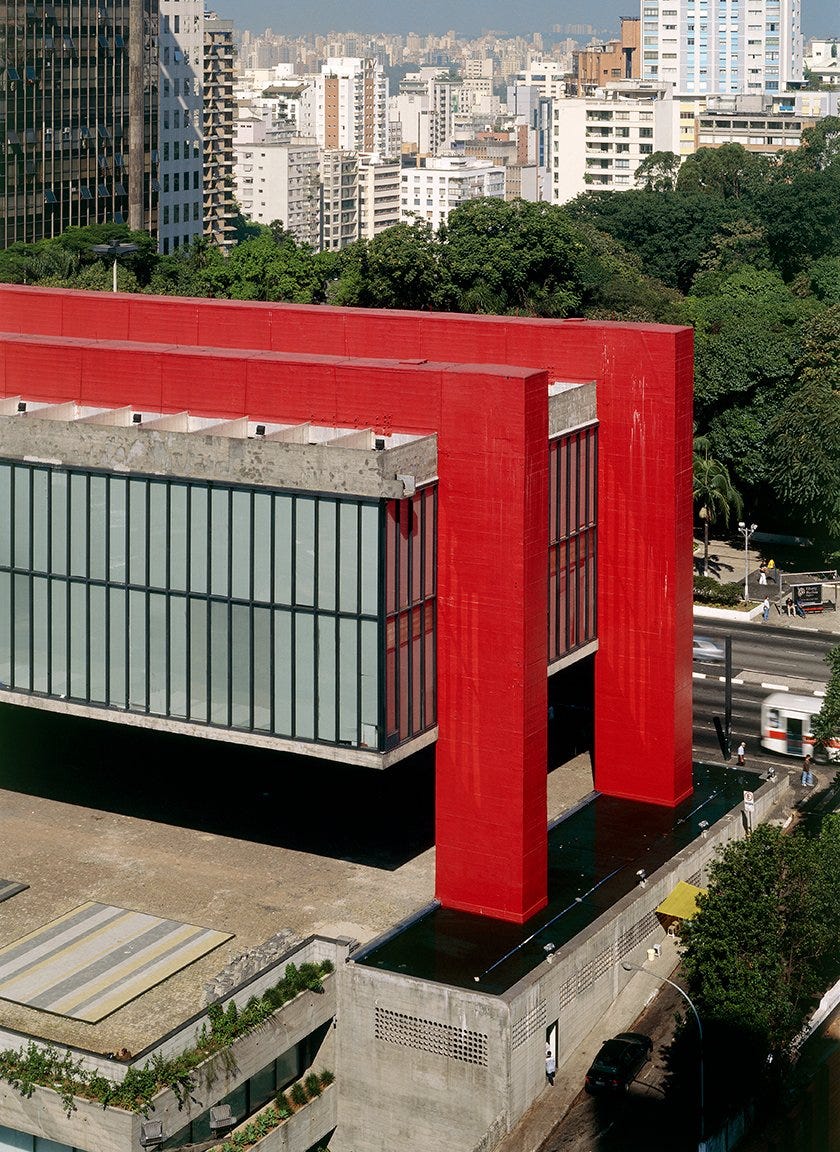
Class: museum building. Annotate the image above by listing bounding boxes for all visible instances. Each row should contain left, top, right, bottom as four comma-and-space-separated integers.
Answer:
0, 285, 696, 1152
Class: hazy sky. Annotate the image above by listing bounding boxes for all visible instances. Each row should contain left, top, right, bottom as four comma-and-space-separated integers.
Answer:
212, 0, 834, 39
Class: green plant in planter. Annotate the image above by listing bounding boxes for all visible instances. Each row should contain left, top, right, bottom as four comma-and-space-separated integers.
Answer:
289, 1080, 309, 1108
319, 1068, 335, 1087
0, 959, 336, 1116
304, 1071, 322, 1098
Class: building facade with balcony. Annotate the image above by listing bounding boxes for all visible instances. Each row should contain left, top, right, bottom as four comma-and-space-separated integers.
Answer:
203, 12, 236, 252
400, 156, 505, 229
640, 0, 803, 94
551, 82, 676, 202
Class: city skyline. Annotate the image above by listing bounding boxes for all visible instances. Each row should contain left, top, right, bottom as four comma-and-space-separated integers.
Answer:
212, 0, 832, 40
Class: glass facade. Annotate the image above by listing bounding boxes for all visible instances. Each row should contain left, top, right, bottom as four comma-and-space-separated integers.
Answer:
0, 461, 437, 753
0, 0, 159, 247
548, 425, 598, 663
383, 487, 437, 749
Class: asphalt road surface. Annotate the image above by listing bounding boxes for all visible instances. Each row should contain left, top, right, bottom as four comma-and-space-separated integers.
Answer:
692, 619, 836, 771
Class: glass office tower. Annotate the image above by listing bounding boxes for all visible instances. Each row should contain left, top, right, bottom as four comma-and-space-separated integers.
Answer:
0, 0, 158, 247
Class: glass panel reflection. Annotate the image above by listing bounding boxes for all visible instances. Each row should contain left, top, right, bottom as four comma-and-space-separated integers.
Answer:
0, 460, 438, 753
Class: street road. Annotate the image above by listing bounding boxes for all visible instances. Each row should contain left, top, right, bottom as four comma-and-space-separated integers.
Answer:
692, 619, 836, 770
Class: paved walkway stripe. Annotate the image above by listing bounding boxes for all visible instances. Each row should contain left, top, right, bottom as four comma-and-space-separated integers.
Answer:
0, 881, 28, 905
0, 903, 231, 1023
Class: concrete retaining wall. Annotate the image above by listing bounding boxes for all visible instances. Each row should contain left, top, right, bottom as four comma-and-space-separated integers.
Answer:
216, 1085, 336, 1152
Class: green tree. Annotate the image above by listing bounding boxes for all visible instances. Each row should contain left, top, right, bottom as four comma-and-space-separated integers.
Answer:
755, 171, 840, 280
685, 267, 811, 467
777, 115, 840, 176
439, 198, 593, 317
765, 305, 840, 540
676, 143, 771, 200
567, 189, 742, 291
328, 222, 451, 311
693, 436, 743, 573
813, 645, 840, 748
681, 820, 840, 1088
634, 150, 681, 192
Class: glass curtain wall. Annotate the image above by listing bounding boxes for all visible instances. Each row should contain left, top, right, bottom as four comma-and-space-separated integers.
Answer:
0, 461, 437, 752
548, 425, 598, 662
383, 486, 437, 749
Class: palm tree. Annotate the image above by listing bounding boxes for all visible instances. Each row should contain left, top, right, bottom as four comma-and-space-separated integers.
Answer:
693, 437, 743, 575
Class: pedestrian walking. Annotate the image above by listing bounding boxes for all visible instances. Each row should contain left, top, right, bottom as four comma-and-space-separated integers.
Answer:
762, 596, 770, 622
736, 740, 746, 766
767, 558, 777, 583
545, 1044, 556, 1086
759, 565, 768, 586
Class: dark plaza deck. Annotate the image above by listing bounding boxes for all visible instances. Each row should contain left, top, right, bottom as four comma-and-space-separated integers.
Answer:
356, 763, 760, 994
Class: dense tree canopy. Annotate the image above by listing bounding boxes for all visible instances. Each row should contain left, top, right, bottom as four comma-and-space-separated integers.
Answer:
680, 819, 840, 1089
4, 136, 840, 555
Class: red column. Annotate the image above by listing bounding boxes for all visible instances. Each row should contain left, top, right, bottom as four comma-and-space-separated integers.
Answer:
434, 366, 549, 922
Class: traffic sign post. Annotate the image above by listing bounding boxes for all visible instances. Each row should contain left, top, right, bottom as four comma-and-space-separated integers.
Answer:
743, 790, 755, 833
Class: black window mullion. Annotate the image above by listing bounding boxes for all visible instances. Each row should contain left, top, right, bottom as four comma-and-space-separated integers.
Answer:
204, 486, 213, 727
104, 474, 111, 705
165, 483, 171, 718
46, 470, 53, 695
376, 501, 388, 751
185, 484, 192, 722
249, 489, 255, 731
85, 473, 91, 700
269, 493, 276, 736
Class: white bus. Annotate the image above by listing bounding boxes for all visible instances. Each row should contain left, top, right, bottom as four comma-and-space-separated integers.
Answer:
760, 692, 840, 761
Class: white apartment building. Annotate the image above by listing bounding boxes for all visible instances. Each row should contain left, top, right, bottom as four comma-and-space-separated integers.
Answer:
358, 154, 401, 238
696, 91, 815, 152
390, 70, 466, 157
305, 58, 389, 155
551, 83, 677, 203
389, 88, 430, 154
640, 0, 803, 94
158, 0, 205, 254
804, 39, 840, 85
400, 157, 505, 231
234, 119, 320, 248
513, 61, 568, 101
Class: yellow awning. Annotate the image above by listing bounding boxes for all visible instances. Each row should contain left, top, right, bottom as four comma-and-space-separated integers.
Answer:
656, 881, 706, 921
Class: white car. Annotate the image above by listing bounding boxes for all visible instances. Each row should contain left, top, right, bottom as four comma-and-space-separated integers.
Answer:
693, 635, 726, 663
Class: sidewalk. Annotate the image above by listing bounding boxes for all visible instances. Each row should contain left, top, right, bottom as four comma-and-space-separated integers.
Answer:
695, 536, 840, 634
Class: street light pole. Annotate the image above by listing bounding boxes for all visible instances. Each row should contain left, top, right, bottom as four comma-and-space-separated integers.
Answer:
90, 241, 138, 293
737, 521, 757, 605
621, 960, 705, 1151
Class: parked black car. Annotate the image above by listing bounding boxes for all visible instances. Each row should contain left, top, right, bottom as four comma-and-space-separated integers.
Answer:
584, 1032, 653, 1093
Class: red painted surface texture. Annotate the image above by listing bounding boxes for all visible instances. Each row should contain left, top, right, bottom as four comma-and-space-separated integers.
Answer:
0, 287, 694, 915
